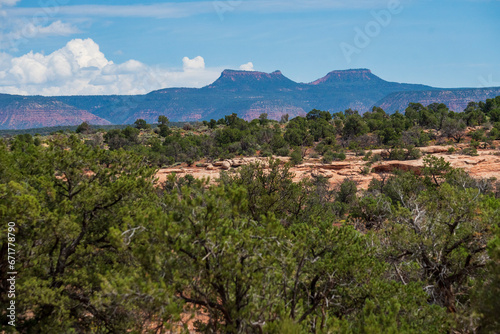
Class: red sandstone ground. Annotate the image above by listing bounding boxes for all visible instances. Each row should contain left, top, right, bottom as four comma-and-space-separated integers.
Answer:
155, 144, 500, 190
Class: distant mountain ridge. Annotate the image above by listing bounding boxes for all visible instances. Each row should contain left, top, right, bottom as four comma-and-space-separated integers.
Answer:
1, 69, 500, 130
375, 87, 500, 113
311, 68, 389, 85
206, 69, 298, 91
0, 94, 111, 130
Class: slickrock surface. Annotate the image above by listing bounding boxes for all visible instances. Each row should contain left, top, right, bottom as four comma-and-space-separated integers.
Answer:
155, 145, 500, 189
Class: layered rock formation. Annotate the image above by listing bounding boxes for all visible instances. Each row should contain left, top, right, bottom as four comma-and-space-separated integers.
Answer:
155, 145, 500, 190
0, 95, 111, 130
2, 69, 500, 130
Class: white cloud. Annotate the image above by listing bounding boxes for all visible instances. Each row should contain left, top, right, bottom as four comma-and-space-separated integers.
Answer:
0, 19, 81, 50
0, 38, 222, 96
64, 38, 110, 69
5, 3, 212, 19
8, 20, 79, 40
182, 56, 205, 72
0, 0, 80, 51
239, 62, 255, 71
0, 0, 19, 20
35, 20, 80, 36
102, 59, 145, 75
4, 0, 407, 19
0, 0, 19, 7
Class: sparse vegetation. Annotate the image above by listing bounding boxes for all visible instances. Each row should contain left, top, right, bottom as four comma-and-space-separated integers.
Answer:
1, 98, 500, 333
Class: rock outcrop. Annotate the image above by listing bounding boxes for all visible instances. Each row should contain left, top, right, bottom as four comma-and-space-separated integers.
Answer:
155, 146, 500, 190
372, 161, 424, 175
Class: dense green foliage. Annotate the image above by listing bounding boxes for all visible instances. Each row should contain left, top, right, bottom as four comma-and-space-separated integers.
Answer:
0, 122, 188, 137
39, 96, 499, 168
1, 97, 500, 333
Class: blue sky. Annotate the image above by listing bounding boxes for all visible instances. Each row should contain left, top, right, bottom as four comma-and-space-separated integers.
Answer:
0, 0, 498, 95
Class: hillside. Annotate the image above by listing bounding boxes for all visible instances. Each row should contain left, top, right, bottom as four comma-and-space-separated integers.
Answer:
305, 69, 437, 113
376, 87, 500, 113
1, 69, 500, 129
0, 94, 111, 130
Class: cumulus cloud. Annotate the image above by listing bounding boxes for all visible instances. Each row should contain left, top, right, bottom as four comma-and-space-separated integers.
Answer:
64, 38, 110, 69
0, 38, 221, 95
182, 56, 205, 71
239, 62, 255, 71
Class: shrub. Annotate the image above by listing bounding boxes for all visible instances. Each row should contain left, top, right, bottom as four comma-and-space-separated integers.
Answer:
290, 149, 303, 165
402, 127, 430, 147
322, 151, 335, 164
407, 146, 422, 160
159, 125, 171, 137
245, 148, 256, 156
369, 153, 382, 163
351, 193, 392, 230
360, 166, 371, 175
336, 152, 347, 161
323, 151, 346, 164
134, 119, 150, 130
275, 147, 290, 157
488, 127, 500, 140
309, 152, 319, 159
389, 148, 406, 160
460, 147, 478, 156
335, 178, 358, 216
388, 147, 421, 160
270, 133, 287, 151
363, 150, 373, 161
260, 150, 272, 158
315, 142, 329, 155
76, 122, 92, 134
442, 118, 466, 143
470, 129, 486, 142
279, 113, 289, 124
